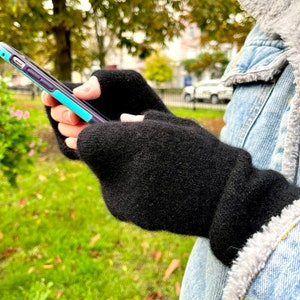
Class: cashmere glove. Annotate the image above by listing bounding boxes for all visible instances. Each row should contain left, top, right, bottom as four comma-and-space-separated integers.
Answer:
76, 111, 300, 266
88, 70, 169, 119
45, 70, 169, 159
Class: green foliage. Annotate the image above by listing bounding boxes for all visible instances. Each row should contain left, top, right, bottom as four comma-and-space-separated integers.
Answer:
90, 0, 186, 66
0, 80, 40, 186
0, 0, 187, 78
0, 0, 253, 80
143, 52, 173, 85
0, 0, 91, 80
20, 281, 54, 300
181, 58, 197, 74
182, 51, 229, 78
0, 0, 47, 57
188, 0, 254, 49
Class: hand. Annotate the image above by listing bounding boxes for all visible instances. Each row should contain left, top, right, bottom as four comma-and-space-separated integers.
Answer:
75, 110, 300, 266
42, 76, 100, 149
42, 70, 168, 159
42, 76, 145, 149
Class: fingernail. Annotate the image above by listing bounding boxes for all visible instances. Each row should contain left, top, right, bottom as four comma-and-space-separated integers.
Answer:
73, 82, 91, 93
65, 137, 78, 150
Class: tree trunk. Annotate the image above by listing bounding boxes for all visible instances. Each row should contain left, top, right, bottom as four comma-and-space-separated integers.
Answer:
96, 33, 106, 68
52, 0, 72, 81
93, 15, 106, 68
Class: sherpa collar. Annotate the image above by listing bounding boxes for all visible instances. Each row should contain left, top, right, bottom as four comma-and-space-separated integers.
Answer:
238, 0, 300, 183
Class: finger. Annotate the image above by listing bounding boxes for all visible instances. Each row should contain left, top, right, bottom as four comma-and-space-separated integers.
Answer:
58, 122, 89, 138
51, 105, 81, 125
73, 76, 101, 100
65, 137, 78, 150
41, 91, 59, 107
120, 113, 145, 122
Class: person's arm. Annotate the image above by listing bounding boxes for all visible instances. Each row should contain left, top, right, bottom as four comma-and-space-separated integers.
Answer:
43, 75, 300, 266
61, 109, 300, 266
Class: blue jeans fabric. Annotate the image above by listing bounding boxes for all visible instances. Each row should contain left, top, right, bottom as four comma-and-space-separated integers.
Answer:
180, 25, 297, 299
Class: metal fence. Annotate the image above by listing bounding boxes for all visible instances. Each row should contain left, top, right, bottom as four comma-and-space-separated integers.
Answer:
154, 88, 228, 111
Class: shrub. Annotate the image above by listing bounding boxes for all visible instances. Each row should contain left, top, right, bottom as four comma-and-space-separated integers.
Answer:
0, 79, 38, 186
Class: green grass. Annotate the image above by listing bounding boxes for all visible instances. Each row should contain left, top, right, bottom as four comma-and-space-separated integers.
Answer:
169, 106, 224, 120
0, 94, 224, 299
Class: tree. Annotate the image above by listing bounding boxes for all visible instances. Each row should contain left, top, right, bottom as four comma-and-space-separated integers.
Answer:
51, 0, 75, 80
0, 0, 251, 81
182, 51, 229, 78
143, 52, 173, 87
0, 0, 89, 81
187, 0, 254, 49
43, 0, 90, 80
0, 1, 47, 57
0, 0, 187, 79
88, 0, 186, 68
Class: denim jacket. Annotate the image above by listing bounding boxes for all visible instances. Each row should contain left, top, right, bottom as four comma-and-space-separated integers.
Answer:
180, 21, 300, 300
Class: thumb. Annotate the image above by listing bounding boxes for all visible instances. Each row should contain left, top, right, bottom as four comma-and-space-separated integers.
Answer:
73, 76, 101, 100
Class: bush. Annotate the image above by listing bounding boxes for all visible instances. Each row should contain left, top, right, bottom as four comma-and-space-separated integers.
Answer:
0, 79, 38, 186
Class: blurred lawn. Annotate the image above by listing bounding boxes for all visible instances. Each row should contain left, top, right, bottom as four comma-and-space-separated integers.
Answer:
0, 94, 224, 299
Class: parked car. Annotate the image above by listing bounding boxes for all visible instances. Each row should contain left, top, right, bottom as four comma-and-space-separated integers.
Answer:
183, 79, 233, 104
182, 85, 195, 102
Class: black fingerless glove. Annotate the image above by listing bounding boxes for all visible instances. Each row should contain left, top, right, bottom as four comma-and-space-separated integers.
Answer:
89, 70, 169, 119
45, 70, 169, 160
76, 111, 300, 266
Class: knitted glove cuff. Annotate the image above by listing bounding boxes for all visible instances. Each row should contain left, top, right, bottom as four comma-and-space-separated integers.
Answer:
210, 152, 300, 265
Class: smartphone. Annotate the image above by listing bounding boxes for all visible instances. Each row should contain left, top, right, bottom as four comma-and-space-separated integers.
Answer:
0, 42, 108, 123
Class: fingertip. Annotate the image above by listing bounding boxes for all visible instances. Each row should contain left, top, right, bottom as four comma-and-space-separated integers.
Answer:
41, 91, 48, 104
65, 137, 78, 150
73, 76, 101, 100
120, 113, 145, 122
51, 105, 80, 125
41, 91, 58, 106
